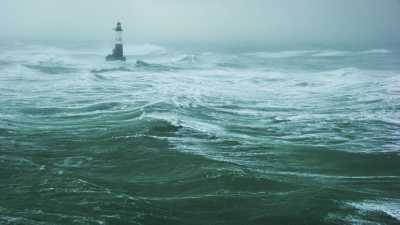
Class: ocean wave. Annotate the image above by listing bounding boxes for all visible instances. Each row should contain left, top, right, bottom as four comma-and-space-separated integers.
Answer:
91, 66, 133, 74
158, 170, 299, 194
23, 63, 78, 75
0, 216, 53, 225
245, 49, 392, 59
18, 102, 124, 117
0, 155, 38, 168
360, 49, 392, 54
175, 54, 198, 63
0, 60, 11, 67
312, 49, 391, 57
348, 200, 400, 221
0, 47, 79, 66
90, 60, 179, 74
311, 50, 349, 57
246, 50, 316, 58
143, 111, 225, 138
124, 44, 167, 56
135, 60, 179, 71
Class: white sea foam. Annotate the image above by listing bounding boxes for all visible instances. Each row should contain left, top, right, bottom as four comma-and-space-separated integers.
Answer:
360, 49, 391, 54
349, 200, 400, 221
311, 50, 350, 57
245, 49, 392, 59
246, 50, 316, 58
124, 44, 167, 56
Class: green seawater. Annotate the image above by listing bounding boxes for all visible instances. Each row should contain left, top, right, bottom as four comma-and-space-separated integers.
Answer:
0, 43, 399, 225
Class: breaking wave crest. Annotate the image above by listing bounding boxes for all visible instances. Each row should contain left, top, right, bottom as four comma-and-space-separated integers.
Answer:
247, 49, 391, 58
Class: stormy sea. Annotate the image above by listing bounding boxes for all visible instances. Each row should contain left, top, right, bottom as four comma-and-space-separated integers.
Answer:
0, 42, 399, 225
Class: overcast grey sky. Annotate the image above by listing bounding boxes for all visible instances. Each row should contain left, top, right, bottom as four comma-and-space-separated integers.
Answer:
2, 0, 400, 46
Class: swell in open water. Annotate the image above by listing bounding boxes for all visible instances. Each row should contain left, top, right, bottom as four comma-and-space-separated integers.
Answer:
0, 42, 400, 225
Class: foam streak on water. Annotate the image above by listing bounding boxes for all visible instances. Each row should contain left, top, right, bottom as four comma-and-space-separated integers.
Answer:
0, 43, 400, 225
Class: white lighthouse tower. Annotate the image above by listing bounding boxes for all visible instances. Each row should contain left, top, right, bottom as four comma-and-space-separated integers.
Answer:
106, 22, 126, 61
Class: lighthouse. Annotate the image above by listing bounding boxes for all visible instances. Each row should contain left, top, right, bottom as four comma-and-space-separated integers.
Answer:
106, 22, 126, 61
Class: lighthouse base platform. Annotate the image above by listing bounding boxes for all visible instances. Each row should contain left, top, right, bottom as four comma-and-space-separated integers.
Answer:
106, 44, 126, 61
106, 55, 126, 61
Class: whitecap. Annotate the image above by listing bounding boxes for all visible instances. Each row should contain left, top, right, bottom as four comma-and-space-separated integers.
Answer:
360, 49, 391, 54
247, 50, 316, 59
349, 200, 400, 221
311, 50, 350, 57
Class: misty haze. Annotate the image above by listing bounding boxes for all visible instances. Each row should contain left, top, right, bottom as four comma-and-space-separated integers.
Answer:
1, 1, 400, 225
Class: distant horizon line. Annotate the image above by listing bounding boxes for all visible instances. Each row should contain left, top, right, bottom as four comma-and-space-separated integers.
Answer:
1, 36, 400, 51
